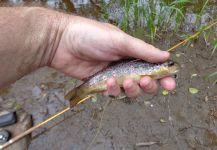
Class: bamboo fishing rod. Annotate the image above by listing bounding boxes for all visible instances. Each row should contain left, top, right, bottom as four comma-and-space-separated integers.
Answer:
1, 20, 217, 150
167, 20, 217, 52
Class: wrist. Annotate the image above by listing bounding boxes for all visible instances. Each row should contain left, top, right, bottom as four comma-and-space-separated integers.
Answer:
24, 7, 69, 68
0, 7, 70, 87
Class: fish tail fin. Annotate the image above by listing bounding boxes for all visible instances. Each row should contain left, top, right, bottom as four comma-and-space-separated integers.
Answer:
64, 87, 90, 108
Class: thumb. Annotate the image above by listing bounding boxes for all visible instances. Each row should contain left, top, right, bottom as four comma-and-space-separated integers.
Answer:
119, 34, 170, 63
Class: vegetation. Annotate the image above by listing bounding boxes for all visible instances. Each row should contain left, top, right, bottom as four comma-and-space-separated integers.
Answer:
101, 0, 217, 54
208, 71, 217, 85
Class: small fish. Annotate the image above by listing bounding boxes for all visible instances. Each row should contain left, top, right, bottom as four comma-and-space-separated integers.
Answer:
65, 59, 179, 107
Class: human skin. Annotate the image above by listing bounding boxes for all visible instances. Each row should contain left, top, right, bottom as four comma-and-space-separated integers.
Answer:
0, 7, 176, 98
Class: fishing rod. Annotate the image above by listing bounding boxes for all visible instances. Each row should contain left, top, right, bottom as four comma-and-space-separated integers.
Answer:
0, 96, 91, 149
167, 20, 217, 52
1, 20, 217, 150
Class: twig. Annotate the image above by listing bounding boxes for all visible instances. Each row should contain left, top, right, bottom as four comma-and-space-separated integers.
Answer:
135, 141, 159, 147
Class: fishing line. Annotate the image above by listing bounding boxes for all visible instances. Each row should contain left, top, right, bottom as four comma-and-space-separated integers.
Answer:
86, 99, 110, 150
1, 20, 217, 150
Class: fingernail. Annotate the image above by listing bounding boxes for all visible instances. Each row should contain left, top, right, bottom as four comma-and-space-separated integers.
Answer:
125, 81, 133, 89
140, 77, 151, 88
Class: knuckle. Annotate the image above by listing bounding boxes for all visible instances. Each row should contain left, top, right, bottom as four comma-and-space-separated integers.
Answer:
111, 31, 128, 51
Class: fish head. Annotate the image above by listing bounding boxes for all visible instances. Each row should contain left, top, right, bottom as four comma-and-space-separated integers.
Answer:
163, 60, 180, 75
149, 60, 180, 79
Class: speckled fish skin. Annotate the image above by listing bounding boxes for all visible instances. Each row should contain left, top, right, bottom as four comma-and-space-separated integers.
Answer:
65, 59, 179, 107
87, 59, 169, 86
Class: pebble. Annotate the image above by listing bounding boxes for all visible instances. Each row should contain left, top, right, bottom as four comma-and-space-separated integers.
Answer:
32, 86, 42, 98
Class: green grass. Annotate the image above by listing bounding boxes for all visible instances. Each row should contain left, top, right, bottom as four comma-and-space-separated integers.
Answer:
207, 71, 217, 85
208, 71, 217, 78
164, 0, 189, 30
100, 0, 217, 55
120, 0, 132, 31
195, 0, 210, 25
117, 0, 191, 39
102, 1, 214, 37
211, 38, 217, 56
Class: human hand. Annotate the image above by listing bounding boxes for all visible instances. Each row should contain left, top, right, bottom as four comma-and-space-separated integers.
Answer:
51, 16, 176, 97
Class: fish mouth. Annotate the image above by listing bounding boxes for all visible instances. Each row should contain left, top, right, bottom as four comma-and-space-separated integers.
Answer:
168, 62, 180, 74
161, 60, 180, 75
167, 60, 175, 67
147, 60, 179, 79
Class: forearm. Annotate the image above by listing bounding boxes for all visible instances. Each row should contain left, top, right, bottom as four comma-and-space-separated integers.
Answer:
0, 7, 68, 88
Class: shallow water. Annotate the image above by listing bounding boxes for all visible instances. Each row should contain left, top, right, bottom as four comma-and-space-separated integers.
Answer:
0, 1, 217, 150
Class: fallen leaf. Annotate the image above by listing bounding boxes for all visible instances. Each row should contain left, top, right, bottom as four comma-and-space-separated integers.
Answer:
205, 96, 209, 102
91, 96, 97, 103
67, 79, 76, 84
176, 53, 181, 57
160, 118, 167, 123
191, 74, 198, 78
189, 88, 199, 94
162, 90, 169, 96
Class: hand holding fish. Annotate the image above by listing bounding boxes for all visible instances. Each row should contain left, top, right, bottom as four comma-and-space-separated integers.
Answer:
51, 16, 176, 98
0, 7, 175, 98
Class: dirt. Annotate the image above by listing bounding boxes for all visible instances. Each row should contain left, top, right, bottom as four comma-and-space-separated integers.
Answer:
0, 1, 217, 150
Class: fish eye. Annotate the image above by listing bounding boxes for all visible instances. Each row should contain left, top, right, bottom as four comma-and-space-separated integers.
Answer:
168, 60, 174, 66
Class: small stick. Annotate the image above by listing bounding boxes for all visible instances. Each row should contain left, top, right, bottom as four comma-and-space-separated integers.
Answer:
135, 141, 159, 147
167, 20, 217, 52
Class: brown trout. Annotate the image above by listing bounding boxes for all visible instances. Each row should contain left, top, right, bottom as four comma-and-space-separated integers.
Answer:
65, 59, 179, 107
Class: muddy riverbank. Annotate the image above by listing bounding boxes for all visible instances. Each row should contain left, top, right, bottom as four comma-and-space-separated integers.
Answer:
0, 1, 217, 150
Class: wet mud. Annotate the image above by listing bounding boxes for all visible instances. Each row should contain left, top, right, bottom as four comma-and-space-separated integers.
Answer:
0, 1, 217, 150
